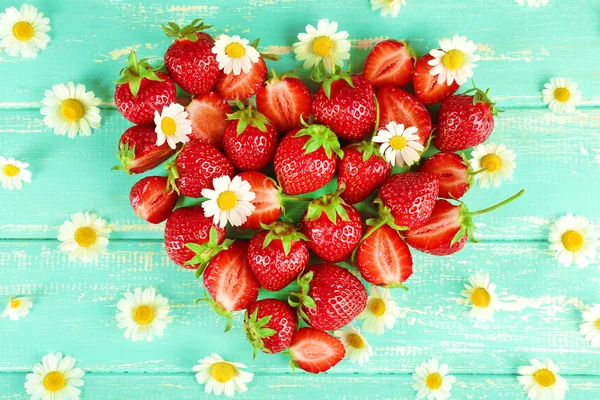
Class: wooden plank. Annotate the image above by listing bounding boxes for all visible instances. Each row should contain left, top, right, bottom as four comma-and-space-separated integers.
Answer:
0, 241, 598, 374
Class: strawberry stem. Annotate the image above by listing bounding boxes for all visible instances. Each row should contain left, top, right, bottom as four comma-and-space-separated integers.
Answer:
371, 94, 380, 138
280, 195, 313, 202
468, 189, 525, 216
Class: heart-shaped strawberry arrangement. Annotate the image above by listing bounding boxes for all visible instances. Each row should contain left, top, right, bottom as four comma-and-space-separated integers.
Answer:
112, 19, 524, 373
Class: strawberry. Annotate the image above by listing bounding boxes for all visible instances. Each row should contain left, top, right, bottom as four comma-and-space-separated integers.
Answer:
312, 72, 376, 140
290, 264, 367, 331
404, 190, 524, 255
129, 176, 179, 224
377, 86, 432, 145
112, 125, 176, 175
337, 141, 392, 204
300, 188, 362, 263
255, 69, 312, 134
215, 58, 268, 100
165, 141, 235, 198
419, 152, 473, 199
238, 171, 282, 229
186, 92, 232, 149
114, 51, 177, 125
363, 39, 416, 88
434, 87, 500, 151
413, 54, 460, 105
288, 327, 345, 374
162, 19, 219, 95
164, 206, 226, 268
378, 172, 440, 230
248, 222, 309, 291
274, 124, 342, 195
223, 102, 278, 171
245, 298, 297, 357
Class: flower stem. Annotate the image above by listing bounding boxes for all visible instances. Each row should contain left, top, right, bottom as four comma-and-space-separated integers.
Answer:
468, 189, 525, 216
471, 168, 487, 176
280, 195, 314, 202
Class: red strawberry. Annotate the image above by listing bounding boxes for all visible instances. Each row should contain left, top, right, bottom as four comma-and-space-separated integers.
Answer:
223, 102, 278, 171
245, 298, 297, 356
288, 327, 345, 374
162, 19, 219, 95
129, 176, 179, 224
255, 69, 312, 134
363, 39, 416, 88
337, 142, 392, 204
419, 152, 473, 199
312, 73, 376, 140
112, 125, 176, 175
274, 124, 342, 195
215, 58, 268, 100
290, 264, 367, 331
404, 190, 524, 255
301, 189, 362, 263
434, 87, 500, 151
378, 172, 440, 230
164, 206, 226, 268
114, 52, 177, 125
377, 86, 432, 145
166, 141, 235, 198
248, 222, 309, 291
413, 54, 460, 105
186, 92, 232, 148
238, 171, 282, 229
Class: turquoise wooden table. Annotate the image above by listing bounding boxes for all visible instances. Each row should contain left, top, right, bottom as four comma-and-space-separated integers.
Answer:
1, 0, 599, 399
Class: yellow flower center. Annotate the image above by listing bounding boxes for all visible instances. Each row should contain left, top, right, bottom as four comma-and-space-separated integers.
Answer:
596, 319, 600, 329
225, 42, 246, 59
442, 49, 465, 71
426, 373, 443, 390
3, 164, 20, 177
471, 288, 491, 308
211, 362, 236, 383
312, 36, 333, 57
43, 371, 66, 392
60, 99, 85, 122
480, 154, 502, 173
217, 191, 239, 211
347, 333, 365, 349
133, 305, 154, 325
74, 227, 97, 248
161, 117, 177, 136
369, 298, 386, 317
13, 21, 34, 41
534, 368, 556, 387
554, 87, 571, 103
561, 230, 584, 252
10, 299, 21, 309
389, 136, 407, 151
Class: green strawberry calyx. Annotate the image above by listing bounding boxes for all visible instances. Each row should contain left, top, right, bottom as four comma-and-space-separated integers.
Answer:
265, 68, 298, 85
305, 184, 350, 224
227, 100, 272, 135
261, 221, 308, 256
111, 142, 136, 175
196, 291, 234, 332
288, 271, 316, 322
249, 38, 281, 62
162, 18, 211, 41
165, 147, 184, 194
244, 307, 277, 359
463, 84, 504, 117
352, 141, 385, 163
294, 119, 343, 159
186, 227, 235, 278
400, 40, 418, 65
311, 64, 354, 99
114, 51, 163, 97
460, 153, 476, 189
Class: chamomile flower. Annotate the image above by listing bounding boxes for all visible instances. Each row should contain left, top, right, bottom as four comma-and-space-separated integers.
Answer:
57, 212, 113, 263
469, 143, 516, 188
357, 285, 401, 335
372, 121, 424, 168
334, 325, 373, 365
518, 358, 568, 400
515, 0, 549, 7
542, 77, 582, 114
0, 156, 31, 190
412, 358, 456, 400
458, 273, 499, 321
201, 175, 256, 228
1, 297, 32, 320
41, 82, 102, 138
580, 304, 600, 347
154, 102, 192, 149
25, 352, 85, 400
115, 287, 172, 342
370, 0, 406, 17
428, 34, 480, 86
212, 34, 260, 76
0, 4, 50, 58
293, 19, 351, 73
549, 214, 598, 268
193, 353, 253, 398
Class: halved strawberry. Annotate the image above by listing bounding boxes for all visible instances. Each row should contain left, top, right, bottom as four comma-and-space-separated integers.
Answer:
238, 171, 282, 229
363, 39, 416, 88
215, 58, 268, 100
129, 176, 179, 224
112, 125, 176, 175
413, 54, 460, 105
419, 152, 473, 199
289, 327, 345, 374
186, 92, 232, 149
377, 86, 432, 145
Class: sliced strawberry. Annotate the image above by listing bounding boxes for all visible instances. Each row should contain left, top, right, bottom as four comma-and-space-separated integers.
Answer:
289, 327, 345, 374
363, 39, 416, 88
215, 58, 268, 100
186, 92, 232, 149
413, 54, 460, 105
130, 176, 179, 224
112, 125, 176, 175
419, 152, 473, 199
377, 86, 432, 145
238, 171, 282, 229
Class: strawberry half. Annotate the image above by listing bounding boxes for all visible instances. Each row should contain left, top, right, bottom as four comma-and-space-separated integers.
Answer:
186, 92, 232, 149
377, 86, 432, 145
413, 54, 460, 105
238, 171, 282, 229
288, 327, 345, 374
215, 58, 268, 100
363, 39, 416, 88
245, 298, 297, 357
129, 176, 179, 224
419, 152, 473, 199
112, 125, 176, 175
